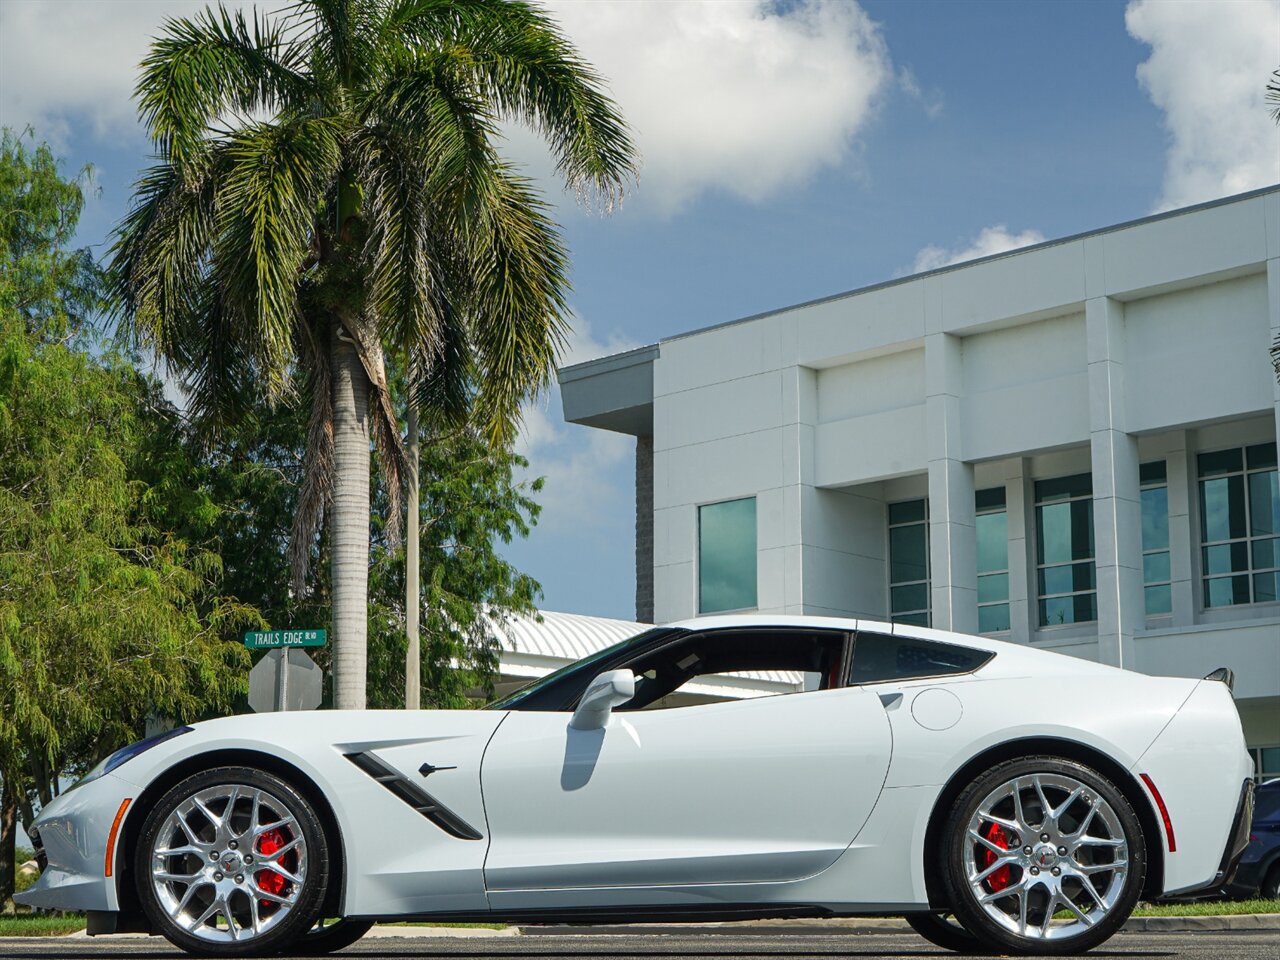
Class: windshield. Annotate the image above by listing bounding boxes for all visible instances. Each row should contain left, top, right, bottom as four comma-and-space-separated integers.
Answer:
488, 627, 673, 710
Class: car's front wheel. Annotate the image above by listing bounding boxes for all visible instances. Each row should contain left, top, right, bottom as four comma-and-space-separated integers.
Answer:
905, 912, 981, 953
942, 756, 1146, 955
135, 766, 330, 957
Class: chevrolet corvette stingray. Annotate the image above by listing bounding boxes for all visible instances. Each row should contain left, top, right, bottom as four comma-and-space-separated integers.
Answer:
17, 615, 1254, 956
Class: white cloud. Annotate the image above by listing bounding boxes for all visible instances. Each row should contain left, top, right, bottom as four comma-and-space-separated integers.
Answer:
538, 0, 892, 215
514, 317, 640, 534
0, 1, 211, 146
910, 225, 1046, 274
1, 1, 894, 217
1126, 0, 1280, 211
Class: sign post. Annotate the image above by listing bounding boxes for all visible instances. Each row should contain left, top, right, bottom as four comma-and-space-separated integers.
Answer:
245, 629, 326, 712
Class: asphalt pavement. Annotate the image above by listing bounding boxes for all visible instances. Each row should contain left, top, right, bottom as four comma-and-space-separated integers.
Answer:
2, 930, 1278, 960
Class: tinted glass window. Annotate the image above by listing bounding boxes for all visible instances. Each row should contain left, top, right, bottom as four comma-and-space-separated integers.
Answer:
849, 631, 992, 684
1254, 783, 1280, 822
698, 498, 757, 613
488, 628, 680, 711
618, 629, 847, 711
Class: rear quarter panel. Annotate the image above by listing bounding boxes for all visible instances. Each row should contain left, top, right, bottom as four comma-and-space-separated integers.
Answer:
1135, 680, 1253, 894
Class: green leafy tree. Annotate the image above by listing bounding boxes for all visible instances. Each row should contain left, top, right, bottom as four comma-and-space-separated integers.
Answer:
365, 428, 542, 709
111, 0, 637, 708
0, 133, 258, 908
0, 130, 105, 338
0, 318, 258, 906
161, 384, 543, 711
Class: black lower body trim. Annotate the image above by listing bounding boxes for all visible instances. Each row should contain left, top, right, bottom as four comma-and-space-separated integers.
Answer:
1161, 778, 1254, 900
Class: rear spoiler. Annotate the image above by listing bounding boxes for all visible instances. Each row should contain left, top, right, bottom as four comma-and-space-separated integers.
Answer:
1204, 666, 1234, 692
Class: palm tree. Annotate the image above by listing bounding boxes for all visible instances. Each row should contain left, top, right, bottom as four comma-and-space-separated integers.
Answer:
110, 0, 636, 708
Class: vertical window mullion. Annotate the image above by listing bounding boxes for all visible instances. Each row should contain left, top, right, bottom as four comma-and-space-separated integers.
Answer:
1198, 443, 1278, 609
1034, 473, 1097, 628
888, 498, 930, 627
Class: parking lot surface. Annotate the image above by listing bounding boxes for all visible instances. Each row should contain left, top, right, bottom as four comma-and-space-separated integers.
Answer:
1, 930, 1278, 960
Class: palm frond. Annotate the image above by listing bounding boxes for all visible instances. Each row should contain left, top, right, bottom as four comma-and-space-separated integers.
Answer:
213, 115, 343, 399
138, 4, 310, 163
385, 0, 638, 207
459, 163, 570, 440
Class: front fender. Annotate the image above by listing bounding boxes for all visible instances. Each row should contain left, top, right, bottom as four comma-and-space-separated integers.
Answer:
14, 772, 134, 912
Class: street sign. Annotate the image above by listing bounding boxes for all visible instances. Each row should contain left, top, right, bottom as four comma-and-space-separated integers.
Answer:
243, 628, 326, 649
248, 648, 323, 712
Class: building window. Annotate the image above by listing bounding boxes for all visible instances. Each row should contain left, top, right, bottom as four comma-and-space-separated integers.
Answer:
976, 487, 1010, 633
697, 497, 757, 614
1197, 442, 1279, 608
1250, 745, 1280, 783
1141, 461, 1172, 616
888, 499, 930, 626
1035, 473, 1096, 627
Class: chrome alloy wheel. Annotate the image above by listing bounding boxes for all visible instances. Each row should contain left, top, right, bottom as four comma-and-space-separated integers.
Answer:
965, 772, 1129, 941
149, 784, 308, 944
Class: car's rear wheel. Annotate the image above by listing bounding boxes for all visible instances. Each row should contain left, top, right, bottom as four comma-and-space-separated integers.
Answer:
136, 766, 329, 957
942, 756, 1145, 955
905, 912, 981, 953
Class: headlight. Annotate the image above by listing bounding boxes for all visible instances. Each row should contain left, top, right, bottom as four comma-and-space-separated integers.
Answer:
69, 726, 194, 790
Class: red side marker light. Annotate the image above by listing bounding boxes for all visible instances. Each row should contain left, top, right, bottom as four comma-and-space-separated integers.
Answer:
104, 798, 132, 878
1140, 773, 1176, 853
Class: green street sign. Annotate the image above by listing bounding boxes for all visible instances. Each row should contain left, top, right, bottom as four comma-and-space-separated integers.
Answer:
244, 628, 327, 650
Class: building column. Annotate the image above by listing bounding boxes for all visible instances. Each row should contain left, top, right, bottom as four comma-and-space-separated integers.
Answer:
1269, 258, 1280, 455
1087, 297, 1144, 669
926, 333, 978, 633
1005, 459, 1033, 645
1162, 432, 1196, 627
635, 435, 654, 623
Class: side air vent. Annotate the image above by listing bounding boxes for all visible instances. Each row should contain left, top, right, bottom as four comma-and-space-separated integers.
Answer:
345, 751, 483, 841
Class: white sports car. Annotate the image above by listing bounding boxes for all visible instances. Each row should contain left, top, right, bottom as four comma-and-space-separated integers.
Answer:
18, 615, 1254, 956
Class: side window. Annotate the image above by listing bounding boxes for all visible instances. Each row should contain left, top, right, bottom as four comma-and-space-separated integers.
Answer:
617, 630, 848, 711
848, 631, 992, 685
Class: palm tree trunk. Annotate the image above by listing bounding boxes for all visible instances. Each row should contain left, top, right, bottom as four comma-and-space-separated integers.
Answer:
330, 320, 372, 710
405, 401, 421, 710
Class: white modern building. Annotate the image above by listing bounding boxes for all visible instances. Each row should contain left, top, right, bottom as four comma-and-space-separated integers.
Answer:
559, 186, 1280, 777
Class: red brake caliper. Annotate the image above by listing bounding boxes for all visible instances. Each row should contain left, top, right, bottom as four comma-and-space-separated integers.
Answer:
256, 828, 289, 906
979, 822, 1013, 892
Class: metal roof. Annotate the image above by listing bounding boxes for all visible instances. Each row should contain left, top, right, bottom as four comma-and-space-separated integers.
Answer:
494, 610, 642, 663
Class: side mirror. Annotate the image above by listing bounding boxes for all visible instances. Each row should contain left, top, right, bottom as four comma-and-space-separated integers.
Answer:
569, 669, 635, 731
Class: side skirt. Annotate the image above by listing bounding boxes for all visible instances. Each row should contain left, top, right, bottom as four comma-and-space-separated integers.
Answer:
346, 903, 925, 926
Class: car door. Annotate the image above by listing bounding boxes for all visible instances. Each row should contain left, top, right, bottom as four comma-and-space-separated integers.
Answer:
480, 630, 892, 901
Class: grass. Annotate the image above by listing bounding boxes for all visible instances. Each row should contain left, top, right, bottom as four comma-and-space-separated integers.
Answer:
0, 913, 86, 937
1134, 898, 1280, 917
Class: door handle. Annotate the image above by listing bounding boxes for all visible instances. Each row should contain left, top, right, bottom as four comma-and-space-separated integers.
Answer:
418, 762, 458, 778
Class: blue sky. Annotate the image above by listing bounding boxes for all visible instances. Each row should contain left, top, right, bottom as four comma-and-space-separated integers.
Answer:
2, 0, 1278, 622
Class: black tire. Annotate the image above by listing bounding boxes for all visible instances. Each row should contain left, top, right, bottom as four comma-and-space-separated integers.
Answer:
905, 912, 982, 953
135, 766, 330, 957
284, 918, 374, 954
942, 756, 1146, 956
1262, 862, 1280, 901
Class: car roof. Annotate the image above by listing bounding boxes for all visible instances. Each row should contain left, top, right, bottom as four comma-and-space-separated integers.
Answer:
660, 613, 1134, 681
